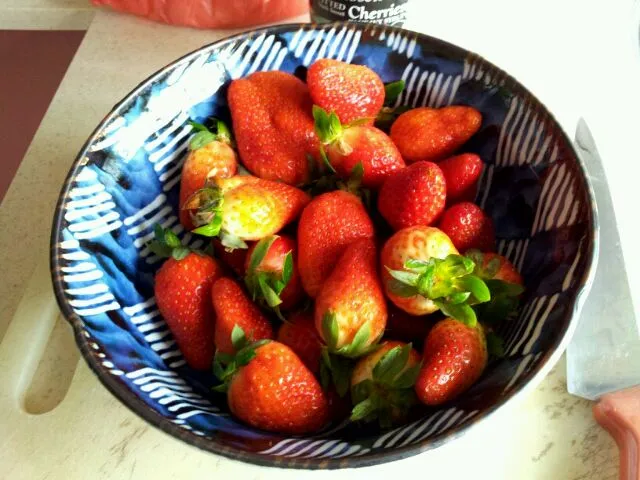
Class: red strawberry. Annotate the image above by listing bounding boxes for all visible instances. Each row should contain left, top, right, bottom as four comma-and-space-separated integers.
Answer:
315, 238, 387, 356
307, 58, 385, 125
350, 341, 421, 427
298, 190, 375, 298
439, 153, 483, 203
244, 235, 304, 313
186, 175, 310, 248
439, 202, 496, 252
385, 304, 434, 345
465, 250, 524, 325
313, 107, 405, 188
220, 340, 330, 434
228, 71, 319, 185
391, 106, 482, 163
378, 161, 447, 231
277, 311, 322, 373
179, 123, 238, 230
211, 277, 273, 355
154, 252, 223, 370
477, 252, 523, 285
212, 238, 249, 277
415, 318, 487, 405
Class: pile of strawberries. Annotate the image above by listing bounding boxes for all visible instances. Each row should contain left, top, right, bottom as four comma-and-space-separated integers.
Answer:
150, 59, 525, 435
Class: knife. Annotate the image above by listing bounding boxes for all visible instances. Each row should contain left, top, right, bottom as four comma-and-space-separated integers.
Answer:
567, 118, 640, 480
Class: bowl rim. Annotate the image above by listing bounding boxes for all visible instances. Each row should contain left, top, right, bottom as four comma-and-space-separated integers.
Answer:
49, 21, 599, 470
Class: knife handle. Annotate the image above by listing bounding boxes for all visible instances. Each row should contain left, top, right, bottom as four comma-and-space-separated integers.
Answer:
592, 386, 640, 480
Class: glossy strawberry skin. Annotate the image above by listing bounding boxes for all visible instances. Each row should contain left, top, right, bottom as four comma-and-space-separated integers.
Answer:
438, 153, 483, 204
481, 253, 523, 285
297, 190, 375, 298
378, 161, 447, 231
327, 125, 405, 189
211, 277, 273, 355
314, 238, 387, 350
154, 253, 223, 370
216, 176, 310, 241
245, 234, 304, 310
227, 342, 330, 434
307, 58, 385, 125
179, 141, 238, 230
228, 71, 319, 185
380, 226, 458, 315
391, 106, 482, 163
415, 318, 487, 406
277, 311, 322, 373
439, 202, 496, 252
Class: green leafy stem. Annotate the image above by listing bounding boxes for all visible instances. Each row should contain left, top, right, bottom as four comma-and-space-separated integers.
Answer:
244, 236, 293, 320
386, 254, 490, 327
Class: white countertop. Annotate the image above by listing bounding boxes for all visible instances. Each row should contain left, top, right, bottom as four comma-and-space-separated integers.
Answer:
2, 1, 639, 478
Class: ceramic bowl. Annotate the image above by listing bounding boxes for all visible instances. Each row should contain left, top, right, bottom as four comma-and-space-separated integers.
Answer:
50, 22, 597, 469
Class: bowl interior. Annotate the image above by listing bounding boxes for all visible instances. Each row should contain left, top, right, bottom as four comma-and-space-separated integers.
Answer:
51, 23, 595, 469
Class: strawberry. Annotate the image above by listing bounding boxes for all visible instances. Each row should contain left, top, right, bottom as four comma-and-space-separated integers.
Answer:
439, 202, 496, 252
313, 107, 405, 189
350, 341, 421, 427
415, 318, 487, 405
385, 304, 434, 345
307, 58, 385, 125
277, 311, 322, 373
381, 226, 490, 324
211, 277, 273, 355
152, 228, 224, 370
390, 106, 482, 163
244, 235, 304, 314
214, 336, 330, 434
179, 120, 238, 230
438, 153, 483, 203
377, 161, 446, 230
212, 238, 248, 277
298, 190, 375, 298
228, 71, 319, 185
466, 250, 524, 325
185, 175, 310, 248
472, 252, 523, 285
315, 238, 387, 357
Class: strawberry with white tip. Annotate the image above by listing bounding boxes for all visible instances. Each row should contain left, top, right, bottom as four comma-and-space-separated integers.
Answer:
381, 226, 491, 326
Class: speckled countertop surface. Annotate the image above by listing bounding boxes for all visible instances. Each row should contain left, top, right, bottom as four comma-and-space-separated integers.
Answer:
2, 1, 639, 478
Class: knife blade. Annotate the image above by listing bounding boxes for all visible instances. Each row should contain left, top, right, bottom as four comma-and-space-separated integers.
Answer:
567, 118, 640, 480
567, 118, 640, 400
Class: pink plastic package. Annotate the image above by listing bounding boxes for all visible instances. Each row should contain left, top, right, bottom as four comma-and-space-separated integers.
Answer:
92, 0, 310, 29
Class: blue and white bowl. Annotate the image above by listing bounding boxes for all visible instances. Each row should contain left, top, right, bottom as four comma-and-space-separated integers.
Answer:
50, 23, 597, 469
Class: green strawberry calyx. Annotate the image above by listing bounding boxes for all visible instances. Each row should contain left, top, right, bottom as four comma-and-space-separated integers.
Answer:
147, 224, 196, 260
350, 343, 422, 428
465, 250, 525, 325
313, 105, 374, 156
188, 118, 235, 150
244, 236, 293, 320
321, 311, 381, 358
212, 324, 271, 393
319, 347, 355, 398
182, 186, 248, 250
385, 254, 491, 327
375, 80, 410, 131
